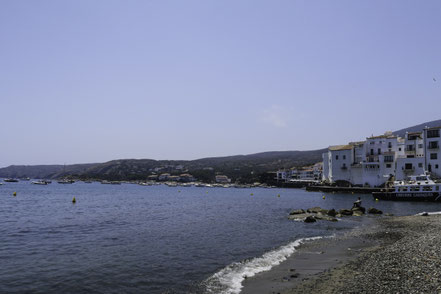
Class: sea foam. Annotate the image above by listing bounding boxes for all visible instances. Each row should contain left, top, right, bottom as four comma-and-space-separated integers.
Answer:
203, 236, 323, 294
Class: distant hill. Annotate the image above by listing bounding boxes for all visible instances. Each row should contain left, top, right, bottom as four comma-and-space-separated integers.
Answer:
2, 119, 439, 183
393, 119, 441, 137
0, 163, 98, 179
0, 149, 325, 183
78, 149, 326, 182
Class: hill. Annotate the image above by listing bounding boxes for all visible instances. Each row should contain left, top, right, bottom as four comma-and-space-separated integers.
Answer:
393, 119, 441, 137
0, 163, 98, 179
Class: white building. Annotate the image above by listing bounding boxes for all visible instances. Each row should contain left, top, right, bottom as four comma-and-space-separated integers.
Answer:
322, 126, 441, 186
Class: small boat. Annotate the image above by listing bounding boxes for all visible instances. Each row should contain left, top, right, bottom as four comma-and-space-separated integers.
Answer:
4, 178, 19, 182
58, 179, 75, 184
32, 180, 48, 185
372, 174, 441, 201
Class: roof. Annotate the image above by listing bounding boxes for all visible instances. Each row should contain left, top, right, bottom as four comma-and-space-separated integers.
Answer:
407, 131, 422, 135
349, 141, 365, 145
367, 134, 397, 139
329, 145, 353, 151
427, 126, 441, 130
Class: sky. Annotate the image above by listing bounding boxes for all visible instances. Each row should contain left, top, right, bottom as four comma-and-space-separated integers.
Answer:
1, 0, 440, 167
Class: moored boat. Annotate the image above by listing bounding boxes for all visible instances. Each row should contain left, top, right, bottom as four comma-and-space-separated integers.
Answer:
32, 180, 49, 185
372, 174, 441, 201
58, 179, 75, 184
4, 178, 19, 182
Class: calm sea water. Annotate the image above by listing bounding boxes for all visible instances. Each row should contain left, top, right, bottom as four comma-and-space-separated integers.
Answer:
2, 181, 441, 294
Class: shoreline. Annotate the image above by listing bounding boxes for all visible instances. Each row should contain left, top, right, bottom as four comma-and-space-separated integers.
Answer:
240, 213, 441, 293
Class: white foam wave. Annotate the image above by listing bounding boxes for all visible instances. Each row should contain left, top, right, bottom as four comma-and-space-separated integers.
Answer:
416, 211, 441, 216
204, 236, 323, 294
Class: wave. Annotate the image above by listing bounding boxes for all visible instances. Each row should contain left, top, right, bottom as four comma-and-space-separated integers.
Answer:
203, 236, 324, 294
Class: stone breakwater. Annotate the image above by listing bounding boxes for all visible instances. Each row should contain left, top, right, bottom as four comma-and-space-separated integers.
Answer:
284, 214, 441, 293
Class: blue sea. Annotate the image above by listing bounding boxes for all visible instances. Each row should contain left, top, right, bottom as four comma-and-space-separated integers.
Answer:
1, 181, 441, 294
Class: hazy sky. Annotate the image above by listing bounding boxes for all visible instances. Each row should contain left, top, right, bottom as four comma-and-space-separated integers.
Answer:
1, 0, 440, 167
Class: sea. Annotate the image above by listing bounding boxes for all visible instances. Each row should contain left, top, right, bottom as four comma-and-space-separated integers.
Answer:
2, 181, 441, 294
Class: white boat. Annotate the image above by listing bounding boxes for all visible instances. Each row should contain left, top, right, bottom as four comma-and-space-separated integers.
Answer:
372, 174, 441, 201
32, 180, 48, 185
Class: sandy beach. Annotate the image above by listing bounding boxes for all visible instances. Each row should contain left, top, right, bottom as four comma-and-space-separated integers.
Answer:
241, 213, 441, 294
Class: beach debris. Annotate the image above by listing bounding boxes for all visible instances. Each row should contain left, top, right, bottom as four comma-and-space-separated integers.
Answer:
13, 192, 17, 196
290, 273, 299, 278
72, 197, 76, 203
421, 212, 429, 216
368, 207, 383, 214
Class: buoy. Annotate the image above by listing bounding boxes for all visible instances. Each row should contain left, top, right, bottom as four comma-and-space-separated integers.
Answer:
375, 198, 379, 201
13, 192, 17, 196
322, 195, 326, 199
250, 193, 254, 196
72, 197, 76, 203
178, 190, 181, 193
277, 194, 280, 197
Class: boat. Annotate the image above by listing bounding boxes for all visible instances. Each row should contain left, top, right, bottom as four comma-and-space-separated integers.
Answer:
32, 180, 49, 185
372, 174, 441, 201
4, 178, 19, 182
57, 179, 75, 184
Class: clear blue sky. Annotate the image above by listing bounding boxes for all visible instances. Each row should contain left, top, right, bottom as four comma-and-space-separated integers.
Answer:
1, 0, 440, 167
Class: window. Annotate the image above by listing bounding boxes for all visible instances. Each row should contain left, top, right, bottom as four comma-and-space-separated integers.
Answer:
378, 148, 381, 155
384, 155, 394, 163
423, 186, 433, 191
405, 163, 413, 170
343, 155, 346, 160
386, 164, 392, 168
429, 141, 439, 149
430, 153, 438, 160
418, 163, 423, 168
399, 148, 402, 151
437, 186, 440, 191
410, 186, 420, 192
418, 144, 423, 149
336, 155, 339, 160
436, 164, 439, 169
370, 149, 374, 155
406, 145, 414, 151
388, 142, 392, 148
427, 129, 440, 138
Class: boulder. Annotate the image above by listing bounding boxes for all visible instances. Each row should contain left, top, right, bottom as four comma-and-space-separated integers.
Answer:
421, 212, 429, 216
368, 207, 383, 214
307, 207, 325, 214
327, 209, 337, 217
339, 209, 353, 216
304, 216, 317, 223
352, 210, 363, 216
314, 214, 338, 222
351, 206, 366, 214
288, 213, 313, 221
289, 209, 306, 215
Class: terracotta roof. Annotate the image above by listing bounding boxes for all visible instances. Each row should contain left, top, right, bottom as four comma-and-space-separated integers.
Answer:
329, 145, 353, 151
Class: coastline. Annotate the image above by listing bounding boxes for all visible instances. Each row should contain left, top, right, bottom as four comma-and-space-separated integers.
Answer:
241, 213, 441, 294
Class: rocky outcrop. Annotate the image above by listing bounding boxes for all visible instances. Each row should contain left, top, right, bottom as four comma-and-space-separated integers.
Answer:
368, 207, 383, 214
289, 209, 306, 215
304, 216, 317, 223
339, 209, 353, 216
